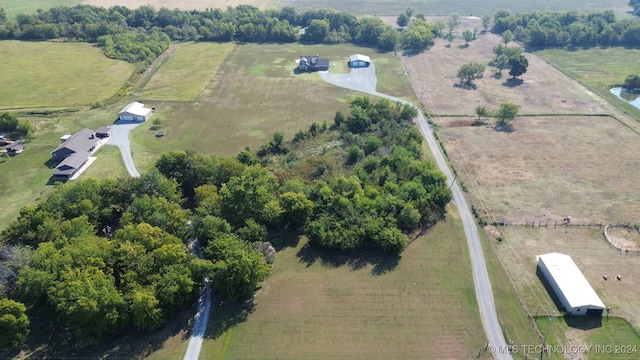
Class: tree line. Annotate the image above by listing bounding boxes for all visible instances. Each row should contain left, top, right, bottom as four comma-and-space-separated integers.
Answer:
492, 9, 640, 48
0, 96, 450, 348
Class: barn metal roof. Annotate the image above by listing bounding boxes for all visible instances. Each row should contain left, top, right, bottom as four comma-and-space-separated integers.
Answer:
536, 252, 605, 310
119, 102, 152, 117
350, 54, 371, 63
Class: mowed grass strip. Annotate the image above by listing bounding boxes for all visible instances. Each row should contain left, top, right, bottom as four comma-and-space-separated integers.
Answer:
137, 42, 236, 102
0, 41, 135, 109
536, 47, 640, 120
81, 144, 130, 179
199, 211, 486, 360
128, 43, 416, 172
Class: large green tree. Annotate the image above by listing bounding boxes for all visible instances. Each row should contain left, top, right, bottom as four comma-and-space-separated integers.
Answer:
205, 235, 270, 301
496, 102, 521, 125
0, 298, 30, 349
508, 54, 528, 79
457, 62, 486, 86
624, 73, 640, 89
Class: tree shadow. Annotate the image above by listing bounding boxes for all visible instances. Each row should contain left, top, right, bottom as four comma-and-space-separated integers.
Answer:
453, 82, 477, 90
502, 78, 523, 87
494, 123, 514, 133
267, 228, 303, 251
492, 72, 503, 79
203, 296, 250, 340
296, 243, 400, 276
457, 43, 470, 49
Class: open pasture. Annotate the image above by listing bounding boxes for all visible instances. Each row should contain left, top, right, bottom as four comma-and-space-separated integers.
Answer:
0, 41, 135, 109
536, 47, 640, 121
279, 0, 630, 16
137, 42, 236, 102
492, 225, 640, 337
81, 0, 274, 11
2, 0, 78, 16
405, 18, 614, 117
128, 43, 416, 172
197, 213, 486, 359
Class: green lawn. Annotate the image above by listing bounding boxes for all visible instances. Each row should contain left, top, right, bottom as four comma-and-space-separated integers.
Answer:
282, 0, 630, 16
137, 42, 236, 102
81, 144, 130, 179
1, 0, 78, 16
187, 211, 486, 359
536, 316, 640, 360
0, 41, 135, 109
128, 43, 418, 173
536, 47, 640, 120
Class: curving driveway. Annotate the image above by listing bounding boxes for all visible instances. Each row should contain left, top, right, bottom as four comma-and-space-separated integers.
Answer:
321, 65, 512, 360
106, 121, 142, 177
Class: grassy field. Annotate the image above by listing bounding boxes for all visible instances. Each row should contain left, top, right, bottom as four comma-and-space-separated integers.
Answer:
81, 144, 130, 179
0, 41, 135, 109
137, 42, 236, 102
2, 0, 78, 16
147, 211, 487, 359
536, 47, 640, 121
78, 0, 632, 16
128, 43, 417, 173
536, 316, 640, 360
280, 0, 630, 16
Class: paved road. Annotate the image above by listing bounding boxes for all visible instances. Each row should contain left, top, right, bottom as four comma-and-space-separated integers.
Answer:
321, 66, 512, 360
105, 121, 142, 177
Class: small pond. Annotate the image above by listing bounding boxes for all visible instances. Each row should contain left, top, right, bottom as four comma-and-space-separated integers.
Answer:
610, 87, 640, 110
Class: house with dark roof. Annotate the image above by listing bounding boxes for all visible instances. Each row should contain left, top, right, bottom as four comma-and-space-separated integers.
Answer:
51, 128, 100, 180
298, 55, 330, 72
5, 140, 24, 154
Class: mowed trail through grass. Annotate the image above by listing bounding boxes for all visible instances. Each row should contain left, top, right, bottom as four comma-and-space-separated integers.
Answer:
0, 41, 135, 109
200, 212, 485, 359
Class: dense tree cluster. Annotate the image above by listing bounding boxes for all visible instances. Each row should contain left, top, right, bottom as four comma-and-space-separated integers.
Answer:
624, 73, 640, 90
630, 0, 640, 17
0, 112, 36, 140
492, 9, 640, 47
0, 95, 450, 345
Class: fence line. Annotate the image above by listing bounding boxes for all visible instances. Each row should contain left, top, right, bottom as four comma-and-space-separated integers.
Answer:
603, 222, 640, 256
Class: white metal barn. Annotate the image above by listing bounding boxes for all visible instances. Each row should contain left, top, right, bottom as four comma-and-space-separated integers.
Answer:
536, 252, 605, 316
349, 54, 371, 68
119, 102, 153, 122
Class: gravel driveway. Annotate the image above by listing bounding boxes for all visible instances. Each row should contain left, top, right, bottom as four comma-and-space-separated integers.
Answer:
106, 121, 142, 178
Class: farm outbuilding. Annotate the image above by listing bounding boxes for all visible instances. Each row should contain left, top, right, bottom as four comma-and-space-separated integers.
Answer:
536, 252, 605, 316
349, 54, 371, 68
119, 102, 152, 122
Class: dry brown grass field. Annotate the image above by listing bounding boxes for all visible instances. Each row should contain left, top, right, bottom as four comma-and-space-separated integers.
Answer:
491, 225, 640, 331
402, 16, 640, 336
81, 0, 272, 10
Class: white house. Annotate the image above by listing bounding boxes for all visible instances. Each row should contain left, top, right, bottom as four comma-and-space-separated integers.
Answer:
536, 252, 605, 316
349, 54, 371, 68
119, 102, 153, 122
